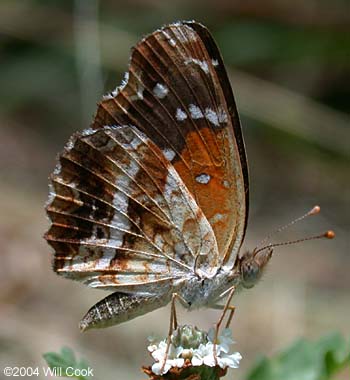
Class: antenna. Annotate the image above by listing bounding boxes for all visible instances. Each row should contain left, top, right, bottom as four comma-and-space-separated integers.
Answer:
253, 230, 335, 256
257, 205, 321, 248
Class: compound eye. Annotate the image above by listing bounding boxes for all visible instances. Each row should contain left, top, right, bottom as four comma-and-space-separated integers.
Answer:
242, 262, 260, 288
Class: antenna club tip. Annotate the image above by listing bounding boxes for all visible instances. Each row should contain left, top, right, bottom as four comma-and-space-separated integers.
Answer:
324, 230, 335, 239
310, 205, 321, 215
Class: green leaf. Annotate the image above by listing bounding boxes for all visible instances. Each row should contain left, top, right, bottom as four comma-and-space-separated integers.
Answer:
43, 347, 90, 380
60, 347, 76, 365
246, 333, 350, 380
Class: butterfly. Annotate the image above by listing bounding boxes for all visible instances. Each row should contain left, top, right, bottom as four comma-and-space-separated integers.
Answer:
45, 21, 334, 333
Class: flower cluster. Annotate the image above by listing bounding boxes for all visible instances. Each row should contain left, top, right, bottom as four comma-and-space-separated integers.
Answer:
147, 325, 242, 376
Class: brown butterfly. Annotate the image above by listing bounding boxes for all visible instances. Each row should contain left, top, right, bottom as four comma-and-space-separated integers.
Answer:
45, 21, 334, 335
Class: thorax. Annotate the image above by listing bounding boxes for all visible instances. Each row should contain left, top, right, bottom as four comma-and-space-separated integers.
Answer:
177, 268, 240, 309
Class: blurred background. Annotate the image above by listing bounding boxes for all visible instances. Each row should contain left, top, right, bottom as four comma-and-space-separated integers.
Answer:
0, 0, 349, 379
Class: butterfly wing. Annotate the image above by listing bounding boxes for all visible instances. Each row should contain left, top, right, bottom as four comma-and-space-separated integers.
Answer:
94, 21, 248, 267
45, 124, 219, 290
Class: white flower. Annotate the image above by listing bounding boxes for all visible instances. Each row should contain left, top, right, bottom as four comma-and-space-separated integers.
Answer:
147, 344, 158, 353
151, 361, 172, 375
148, 340, 185, 375
208, 327, 235, 353
147, 325, 242, 375
149, 341, 166, 362
217, 351, 242, 369
191, 340, 241, 369
192, 342, 217, 367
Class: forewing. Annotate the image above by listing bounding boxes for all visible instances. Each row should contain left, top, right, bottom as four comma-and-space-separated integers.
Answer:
45, 125, 219, 289
95, 21, 248, 267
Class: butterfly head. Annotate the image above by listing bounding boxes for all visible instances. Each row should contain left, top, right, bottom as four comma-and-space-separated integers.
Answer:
236, 205, 335, 289
237, 248, 273, 289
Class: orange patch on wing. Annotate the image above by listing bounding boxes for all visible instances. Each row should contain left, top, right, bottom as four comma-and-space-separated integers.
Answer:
173, 128, 234, 255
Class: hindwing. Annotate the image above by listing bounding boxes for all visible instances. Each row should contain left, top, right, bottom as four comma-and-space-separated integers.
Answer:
45, 124, 219, 289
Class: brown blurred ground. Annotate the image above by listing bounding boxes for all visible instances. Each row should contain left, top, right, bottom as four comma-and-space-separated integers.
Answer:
0, 1, 349, 379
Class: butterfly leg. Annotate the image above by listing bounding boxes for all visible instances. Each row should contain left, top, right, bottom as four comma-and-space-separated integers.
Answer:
225, 305, 236, 328
212, 286, 236, 365
172, 295, 178, 331
212, 303, 236, 325
160, 293, 188, 373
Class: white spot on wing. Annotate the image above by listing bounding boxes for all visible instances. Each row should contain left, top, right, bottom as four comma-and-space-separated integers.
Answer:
184, 58, 209, 74
172, 26, 197, 43
174, 241, 186, 256
223, 180, 230, 188
195, 173, 211, 184
111, 88, 119, 97
217, 106, 228, 124
176, 108, 187, 121
204, 107, 228, 127
81, 128, 95, 136
129, 72, 144, 100
53, 162, 62, 176
153, 83, 169, 99
210, 213, 225, 224
120, 72, 129, 90
163, 148, 176, 162
47, 182, 56, 206
65, 136, 75, 151
212, 59, 219, 67
137, 83, 144, 100
102, 93, 114, 100
205, 108, 219, 126
189, 104, 204, 119
162, 30, 176, 47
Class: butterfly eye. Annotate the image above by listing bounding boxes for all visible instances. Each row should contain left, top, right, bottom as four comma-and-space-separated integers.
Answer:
241, 261, 260, 289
